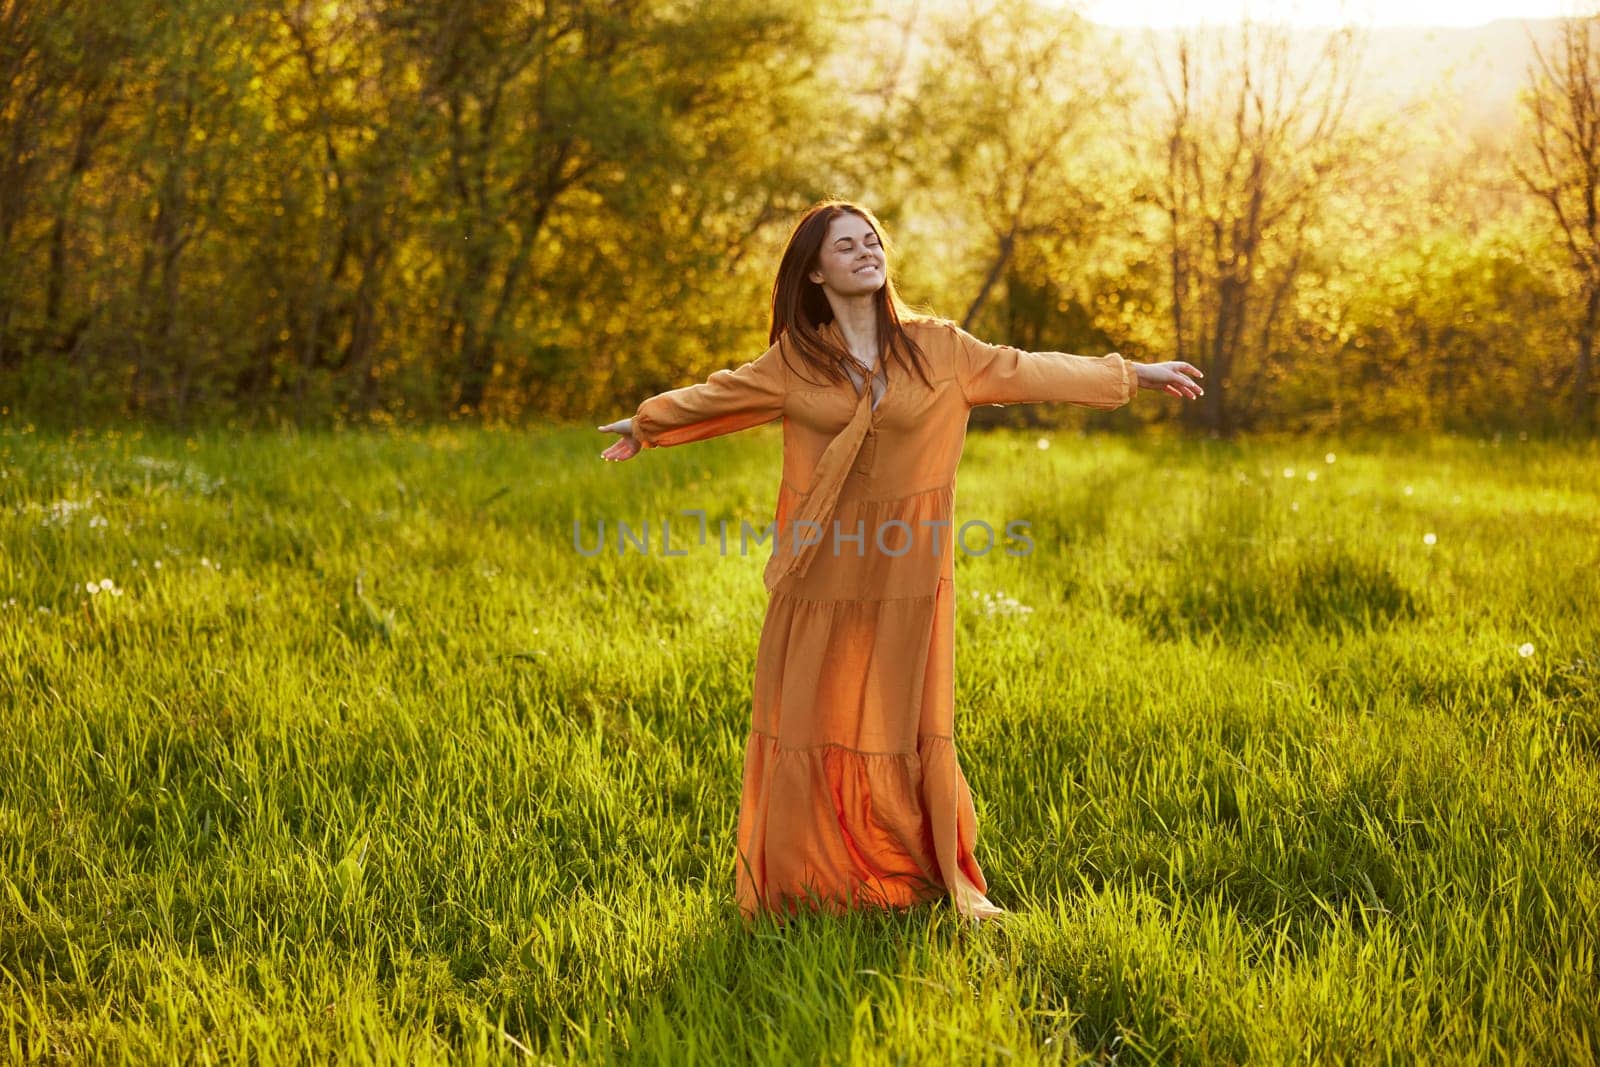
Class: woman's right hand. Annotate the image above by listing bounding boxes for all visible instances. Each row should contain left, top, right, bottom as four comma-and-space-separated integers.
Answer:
598, 419, 642, 462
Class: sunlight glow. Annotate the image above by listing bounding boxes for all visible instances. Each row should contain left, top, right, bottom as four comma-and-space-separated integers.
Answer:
1072, 0, 1581, 28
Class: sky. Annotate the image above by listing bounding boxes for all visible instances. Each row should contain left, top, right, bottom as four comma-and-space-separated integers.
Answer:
1070, 0, 1582, 28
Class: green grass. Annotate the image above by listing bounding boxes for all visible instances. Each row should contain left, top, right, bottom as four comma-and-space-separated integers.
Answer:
2, 419, 1598, 1064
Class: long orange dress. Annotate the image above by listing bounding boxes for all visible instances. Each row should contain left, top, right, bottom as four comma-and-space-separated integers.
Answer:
630, 316, 1139, 923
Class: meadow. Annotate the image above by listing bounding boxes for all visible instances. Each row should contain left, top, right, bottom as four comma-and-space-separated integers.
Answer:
1, 419, 1597, 1064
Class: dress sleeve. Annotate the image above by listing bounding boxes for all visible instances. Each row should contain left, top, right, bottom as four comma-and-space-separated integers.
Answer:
630, 341, 787, 450
952, 324, 1138, 411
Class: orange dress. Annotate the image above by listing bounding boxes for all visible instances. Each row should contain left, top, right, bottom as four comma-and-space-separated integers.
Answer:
630, 316, 1139, 922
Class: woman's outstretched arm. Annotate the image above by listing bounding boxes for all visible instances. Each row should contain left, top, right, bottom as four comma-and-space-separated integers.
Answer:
952, 323, 1141, 411
599, 340, 788, 461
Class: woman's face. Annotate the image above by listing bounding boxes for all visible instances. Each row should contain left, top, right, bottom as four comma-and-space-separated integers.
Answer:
807, 212, 885, 297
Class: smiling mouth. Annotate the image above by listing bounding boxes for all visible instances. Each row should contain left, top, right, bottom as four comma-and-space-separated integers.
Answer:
854, 264, 880, 274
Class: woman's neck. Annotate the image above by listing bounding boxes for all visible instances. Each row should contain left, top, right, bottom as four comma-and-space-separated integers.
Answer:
829, 297, 879, 366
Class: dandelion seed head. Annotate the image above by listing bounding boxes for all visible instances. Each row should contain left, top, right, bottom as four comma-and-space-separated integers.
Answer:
1325, 452, 1336, 464
1423, 532, 1437, 545
98, 578, 113, 590
1036, 437, 1050, 450
85, 581, 98, 594
1306, 471, 1318, 482
1518, 643, 1535, 658
1282, 467, 1295, 478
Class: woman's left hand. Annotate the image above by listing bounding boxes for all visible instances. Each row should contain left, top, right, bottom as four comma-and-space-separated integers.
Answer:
1132, 360, 1205, 399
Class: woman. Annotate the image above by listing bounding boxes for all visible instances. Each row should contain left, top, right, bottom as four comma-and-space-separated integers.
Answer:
599, 200, 1203, 926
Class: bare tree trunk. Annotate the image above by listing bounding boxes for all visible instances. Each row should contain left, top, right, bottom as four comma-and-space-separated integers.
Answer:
962, 228, 1016, 330
44, 79, 116, 342
1578, 281, 1598, 428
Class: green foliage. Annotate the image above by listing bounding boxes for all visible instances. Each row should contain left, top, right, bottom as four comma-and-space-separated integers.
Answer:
0, 0, 1596, 434
0, 0, 843, 426
1, 423, 1598, 1060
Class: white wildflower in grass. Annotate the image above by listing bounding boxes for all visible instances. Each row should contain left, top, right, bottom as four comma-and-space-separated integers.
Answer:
1306, 470, 1318, 482
98, 578, 113, 591
1036, 437, 1050, 450
153, 560, 163, 569
130, 455, 226, 495
1423, 532, 1437, 546
1403, 485, 1414, 496
1518, 643, 1535, 658
1325, 452, 1336, 464
980, 590, 1034, 618
89, 515, 108, 528
85, 581, 99, 594
40, 498, 92, 528
1283, 467, 1295, 478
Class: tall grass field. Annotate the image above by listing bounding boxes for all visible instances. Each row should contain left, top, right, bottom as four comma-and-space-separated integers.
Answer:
2, 420, 1597, 1063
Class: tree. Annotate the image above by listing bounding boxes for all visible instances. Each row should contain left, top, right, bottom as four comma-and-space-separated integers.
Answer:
1514, 10, 1600, 430
0, 0, 139, 369
1151, 18, 1365, 435
882, 0, 1131, 330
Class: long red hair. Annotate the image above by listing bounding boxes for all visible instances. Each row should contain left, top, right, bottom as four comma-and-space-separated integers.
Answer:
768, 201, 935, 392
